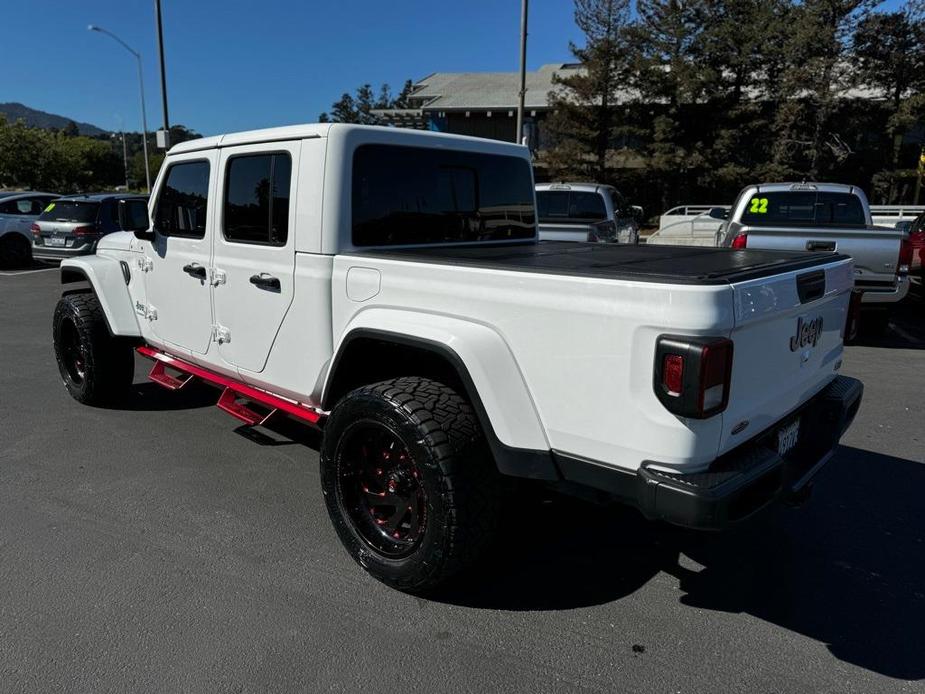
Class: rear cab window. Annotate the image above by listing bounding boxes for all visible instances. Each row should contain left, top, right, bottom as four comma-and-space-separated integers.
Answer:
154, 161, 210, 238
536, 189, 607, 223
352, 144, 535, 247
38, 201, 100, 224
740, 191, 867, 227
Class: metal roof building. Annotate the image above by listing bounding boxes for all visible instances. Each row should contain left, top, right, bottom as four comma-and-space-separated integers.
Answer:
372, 64, 582, 145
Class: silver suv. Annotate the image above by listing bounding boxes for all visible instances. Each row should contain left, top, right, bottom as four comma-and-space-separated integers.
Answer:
536, 182, 641, 244
0, 191, 59, 267
32, 193, 149, 261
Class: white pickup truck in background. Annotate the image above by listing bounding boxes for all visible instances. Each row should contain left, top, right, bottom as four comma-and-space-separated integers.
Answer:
51, 125, 863, 593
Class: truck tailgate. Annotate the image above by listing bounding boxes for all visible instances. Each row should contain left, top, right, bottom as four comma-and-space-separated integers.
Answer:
743, 225, 902, 285
718, 257, 855, 456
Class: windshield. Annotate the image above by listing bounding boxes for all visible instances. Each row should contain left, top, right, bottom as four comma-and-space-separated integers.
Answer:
740, 191, 866, 227
38, 201, 100, 224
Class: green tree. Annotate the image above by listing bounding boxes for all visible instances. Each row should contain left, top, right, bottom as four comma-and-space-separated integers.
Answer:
543, 0, 633, 182
626, 0, 711, 207
319, 80, 415, 124
771, 0, 878, 179
854, 5, 925, 201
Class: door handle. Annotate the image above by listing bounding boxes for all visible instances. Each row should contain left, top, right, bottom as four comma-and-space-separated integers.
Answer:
249, 273, 281, 291
183, 263, 207, 280
806, 240, 835, 252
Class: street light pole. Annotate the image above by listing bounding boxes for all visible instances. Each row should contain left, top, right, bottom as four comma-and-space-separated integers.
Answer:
88, 25, 152, 192
515, 0, 529, 146
154, 0, 171, 143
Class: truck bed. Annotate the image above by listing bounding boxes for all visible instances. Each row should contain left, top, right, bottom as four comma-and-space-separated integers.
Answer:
354, 241, 848, 285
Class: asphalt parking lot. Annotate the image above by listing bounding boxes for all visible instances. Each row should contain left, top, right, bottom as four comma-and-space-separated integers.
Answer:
1, 266, 923, 693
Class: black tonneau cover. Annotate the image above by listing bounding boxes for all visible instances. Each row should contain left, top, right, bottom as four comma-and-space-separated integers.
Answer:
352, 241, 849, 285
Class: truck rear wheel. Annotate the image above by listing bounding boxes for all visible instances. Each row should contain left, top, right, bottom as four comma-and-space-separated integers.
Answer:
321, 377, 499, 593
53, 294, 135, 405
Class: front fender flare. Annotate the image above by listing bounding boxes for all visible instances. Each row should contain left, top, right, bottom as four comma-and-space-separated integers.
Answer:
61, 256, 142, 337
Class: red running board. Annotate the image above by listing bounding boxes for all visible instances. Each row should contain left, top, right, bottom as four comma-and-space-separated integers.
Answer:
136, 345, 323, 427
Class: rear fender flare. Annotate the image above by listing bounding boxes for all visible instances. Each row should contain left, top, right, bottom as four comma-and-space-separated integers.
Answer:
323, 309, 553, 477
60, 256, 142, 337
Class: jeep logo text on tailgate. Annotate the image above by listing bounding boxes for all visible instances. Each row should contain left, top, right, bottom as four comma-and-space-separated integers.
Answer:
790, 316, 823, 351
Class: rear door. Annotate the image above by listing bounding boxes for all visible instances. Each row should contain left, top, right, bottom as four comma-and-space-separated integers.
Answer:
211, 140, 300, 374
144, 152, 217, 355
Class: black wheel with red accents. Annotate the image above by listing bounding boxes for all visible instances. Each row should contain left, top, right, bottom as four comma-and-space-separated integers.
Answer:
53, 293, 135, 405
321, 377, 500, 593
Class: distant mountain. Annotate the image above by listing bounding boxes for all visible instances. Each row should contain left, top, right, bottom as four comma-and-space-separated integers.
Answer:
0, 102, 107, 136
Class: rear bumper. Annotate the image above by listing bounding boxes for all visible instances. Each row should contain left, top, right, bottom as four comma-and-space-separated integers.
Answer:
555, 375, 863, 530
859, 276, 909, 304
32, 241, 97, 260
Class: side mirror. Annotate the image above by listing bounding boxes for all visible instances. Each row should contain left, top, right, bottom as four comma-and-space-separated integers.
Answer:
708, 207, 728, 220
133, 228, 156, 241
630, 205, 644, 222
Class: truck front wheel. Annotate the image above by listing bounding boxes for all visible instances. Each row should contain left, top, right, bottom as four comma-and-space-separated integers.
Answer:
52, 294, 135, 405
321, 377, 499, 593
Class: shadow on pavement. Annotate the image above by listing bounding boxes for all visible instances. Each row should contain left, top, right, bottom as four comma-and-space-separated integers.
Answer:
852, 292, 924, 350
437, 445, 925, 681
109, 380, 218, 411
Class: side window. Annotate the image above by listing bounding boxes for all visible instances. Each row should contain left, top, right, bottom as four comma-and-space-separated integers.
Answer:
14, 199, 32, 214
110, 201, 121, 225
154, 160, 210, 238
223, 152, 292, 245
120, 200, 150, 231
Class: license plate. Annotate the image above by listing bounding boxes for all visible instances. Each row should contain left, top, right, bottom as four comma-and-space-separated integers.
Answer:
777, 419, 800, 456
45, 237, 65, 247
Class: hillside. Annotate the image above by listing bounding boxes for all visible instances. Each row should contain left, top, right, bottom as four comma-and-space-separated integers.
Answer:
0, 102, 107, 136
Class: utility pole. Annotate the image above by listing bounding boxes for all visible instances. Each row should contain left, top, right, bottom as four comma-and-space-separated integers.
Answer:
89, 25, 152, 192
154, 0, 171, 149
515, 0, 529, 146
915, 148, 924, 205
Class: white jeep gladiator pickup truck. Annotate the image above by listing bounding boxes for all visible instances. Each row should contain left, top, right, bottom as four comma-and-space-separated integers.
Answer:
51, 124, 863, 593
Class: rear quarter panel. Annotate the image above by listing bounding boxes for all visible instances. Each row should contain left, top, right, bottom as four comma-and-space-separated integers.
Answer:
332, 254, 735, 472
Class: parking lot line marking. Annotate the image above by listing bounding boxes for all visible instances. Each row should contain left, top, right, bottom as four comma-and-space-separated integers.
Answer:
0, 267, 59, 277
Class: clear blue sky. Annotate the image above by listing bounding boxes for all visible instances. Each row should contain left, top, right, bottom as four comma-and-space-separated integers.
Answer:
1, 0, 907, 137
1, 0, 579, 136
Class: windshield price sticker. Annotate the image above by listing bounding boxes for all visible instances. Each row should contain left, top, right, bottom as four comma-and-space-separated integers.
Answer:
749, 197, 768, 214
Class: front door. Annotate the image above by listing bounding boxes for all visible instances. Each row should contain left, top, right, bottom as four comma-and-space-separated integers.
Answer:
144, 151, 217, 355
211, 141, 300, 373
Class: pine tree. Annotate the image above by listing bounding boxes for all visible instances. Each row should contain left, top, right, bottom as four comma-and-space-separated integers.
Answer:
772, 0, 878, 179
543, 0, 632, 182
854, 4, 925, 201
626, 0, 710, 207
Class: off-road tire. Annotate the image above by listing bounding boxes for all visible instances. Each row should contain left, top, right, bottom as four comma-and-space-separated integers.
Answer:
53, 293, 135, 405
0, 233, 32, 269
321, 377, 500, 593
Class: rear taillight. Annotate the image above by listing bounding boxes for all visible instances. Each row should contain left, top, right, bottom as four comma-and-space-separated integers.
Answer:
843, 289, 863, 342
72, 225, 99, 237
654, 336, 734, 419
662, 354, 684, 396
731, 233, 748, 249
898, 237, 912, 276
30, 223, 41, 237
